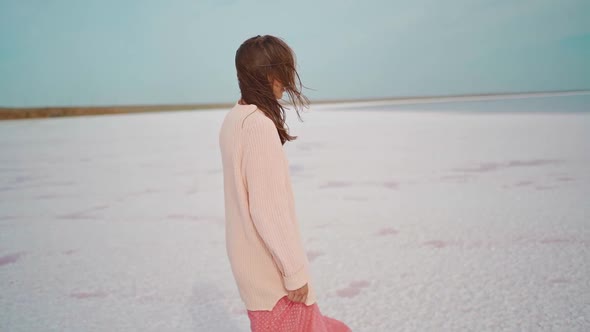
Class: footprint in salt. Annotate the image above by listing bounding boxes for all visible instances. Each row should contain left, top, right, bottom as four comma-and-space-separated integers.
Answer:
335, 280, 372, 298
70, 291, 108, 299
539, 237, 576, 244
513, 180, 534, 187
382, 181, 399, 189
58, 204, 110, 220
349, 280, 371, 288
423, 240, 452, 248
555, 176, 574, 182
289, 164, 305, 175
0, 251, 27, 267
335, 287, 360, 298
376, 227, 398, 236
34, 194, 63, 200
306, 250, 324, 262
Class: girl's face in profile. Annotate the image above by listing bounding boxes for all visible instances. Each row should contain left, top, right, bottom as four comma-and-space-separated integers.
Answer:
271, 78, 285, 100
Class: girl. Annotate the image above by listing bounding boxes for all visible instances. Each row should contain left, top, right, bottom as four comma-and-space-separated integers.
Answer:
218, 35, 352, 332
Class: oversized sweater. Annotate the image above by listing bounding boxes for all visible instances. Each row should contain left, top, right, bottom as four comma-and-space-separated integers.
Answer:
218, 101, 317, 311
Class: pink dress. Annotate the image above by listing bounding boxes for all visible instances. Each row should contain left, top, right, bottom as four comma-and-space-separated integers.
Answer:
247, 296, 352, 332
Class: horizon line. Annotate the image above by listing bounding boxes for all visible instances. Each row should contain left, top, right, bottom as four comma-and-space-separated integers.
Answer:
3, 89, 590, 110
1, 89, 589, 120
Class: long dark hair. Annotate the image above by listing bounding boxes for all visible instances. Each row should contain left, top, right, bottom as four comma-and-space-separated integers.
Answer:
235, 35, 309, 145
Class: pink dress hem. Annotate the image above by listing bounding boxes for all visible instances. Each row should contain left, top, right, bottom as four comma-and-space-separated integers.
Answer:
247, 295, 352, 332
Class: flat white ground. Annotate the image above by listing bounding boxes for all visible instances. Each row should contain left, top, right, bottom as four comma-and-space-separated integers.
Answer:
1, 98, 589, 331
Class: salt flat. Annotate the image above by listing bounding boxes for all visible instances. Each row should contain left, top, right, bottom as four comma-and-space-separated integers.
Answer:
0, 98, 589, 331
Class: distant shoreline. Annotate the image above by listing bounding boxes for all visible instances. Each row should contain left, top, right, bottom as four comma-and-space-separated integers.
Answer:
1, 90, 588, 121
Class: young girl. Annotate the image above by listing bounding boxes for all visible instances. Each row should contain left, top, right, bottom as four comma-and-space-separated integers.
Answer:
218, 35, 352, 332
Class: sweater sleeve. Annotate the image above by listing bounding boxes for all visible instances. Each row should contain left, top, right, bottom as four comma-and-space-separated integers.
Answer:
242, 114, 310, 291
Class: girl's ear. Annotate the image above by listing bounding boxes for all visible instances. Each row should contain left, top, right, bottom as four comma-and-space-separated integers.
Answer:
267, 74, 279, 86
267, 76, 280, 91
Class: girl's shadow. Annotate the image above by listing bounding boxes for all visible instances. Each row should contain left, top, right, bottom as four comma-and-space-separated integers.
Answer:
189, 281, 247, 332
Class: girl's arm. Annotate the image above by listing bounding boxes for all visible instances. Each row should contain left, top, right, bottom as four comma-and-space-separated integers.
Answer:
242, 114, 310, 291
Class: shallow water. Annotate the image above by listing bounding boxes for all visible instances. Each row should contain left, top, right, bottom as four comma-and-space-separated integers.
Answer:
330, 93, 590, 113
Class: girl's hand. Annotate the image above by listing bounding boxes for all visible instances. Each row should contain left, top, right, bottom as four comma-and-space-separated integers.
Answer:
287, 283, 308, 304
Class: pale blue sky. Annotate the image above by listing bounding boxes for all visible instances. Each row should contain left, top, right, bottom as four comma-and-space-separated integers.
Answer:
1, 0, 589, 107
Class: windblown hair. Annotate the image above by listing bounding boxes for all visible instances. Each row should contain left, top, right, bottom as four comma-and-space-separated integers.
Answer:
235, 35, 309, 145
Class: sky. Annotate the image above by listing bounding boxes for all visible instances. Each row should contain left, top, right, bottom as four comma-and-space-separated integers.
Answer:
0, 0, 589, 107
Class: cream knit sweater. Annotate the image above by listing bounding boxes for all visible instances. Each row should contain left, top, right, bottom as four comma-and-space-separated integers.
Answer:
218, 101, 317, 311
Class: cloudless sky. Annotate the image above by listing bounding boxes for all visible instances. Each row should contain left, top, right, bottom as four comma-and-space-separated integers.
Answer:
1, 0, 589, 107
